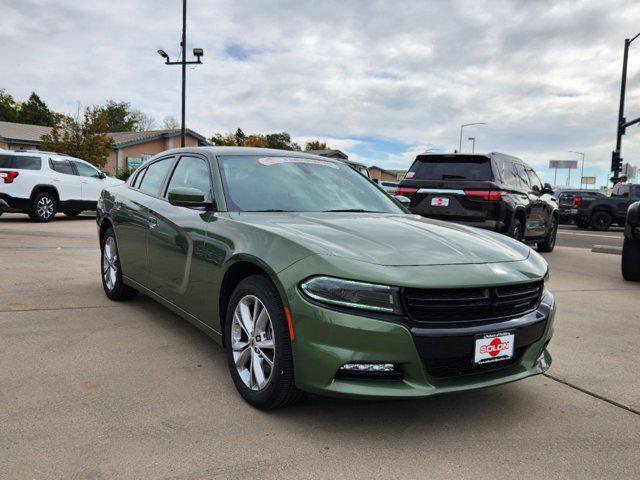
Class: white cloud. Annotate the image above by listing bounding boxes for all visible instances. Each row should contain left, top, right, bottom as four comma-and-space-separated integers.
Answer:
2, 0, 640, 182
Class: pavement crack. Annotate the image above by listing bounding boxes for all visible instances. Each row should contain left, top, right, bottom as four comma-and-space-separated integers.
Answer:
544, 372, 640, 416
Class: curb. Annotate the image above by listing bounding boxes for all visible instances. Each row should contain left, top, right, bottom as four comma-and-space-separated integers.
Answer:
591, 245, 623, 255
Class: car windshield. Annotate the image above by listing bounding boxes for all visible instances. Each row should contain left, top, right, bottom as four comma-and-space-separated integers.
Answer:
217, 155, 403, 213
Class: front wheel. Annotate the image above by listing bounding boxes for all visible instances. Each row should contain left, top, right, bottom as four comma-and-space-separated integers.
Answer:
225, 275, 305, 410
508, 217, 524, 241
622, 238, 640, 281
101, 227, 138, 301
28, 192, 57, 222
537, 216, 558, 252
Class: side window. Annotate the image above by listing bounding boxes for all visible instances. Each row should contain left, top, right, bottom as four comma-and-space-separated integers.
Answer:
525, 167, 543, 192
72, 161, 101, 178
502, 162, 520, 188
138, 158, 173, 196
165, 156, 212, 200
49, 159, 75, 175
514, 163, 530, 190
131, 168, 146, 189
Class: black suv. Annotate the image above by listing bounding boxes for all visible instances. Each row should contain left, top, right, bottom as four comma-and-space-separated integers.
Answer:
396, 153, 559, 251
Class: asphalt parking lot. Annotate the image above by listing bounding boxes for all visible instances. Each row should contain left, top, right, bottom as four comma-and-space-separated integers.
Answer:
1, 213, 639, 479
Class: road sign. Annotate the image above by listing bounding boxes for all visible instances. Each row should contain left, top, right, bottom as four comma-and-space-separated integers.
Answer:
126, 157, 143, 170
581, 176, 596, 185
549, 160, 579, 169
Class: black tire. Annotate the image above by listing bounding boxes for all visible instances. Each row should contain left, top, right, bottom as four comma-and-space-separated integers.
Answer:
100, 227, 138, 301
508, 217, 524, 241
64, 211, 82, 217
590, 211, 612, 231
537, 215, 558, 252
622, 238, 640, 281
225, 275, 305, 410
28, 191, 57, 222
574, 216, 590, 229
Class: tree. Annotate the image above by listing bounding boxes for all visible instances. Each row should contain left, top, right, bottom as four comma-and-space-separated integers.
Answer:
0, 89, 20, 123
264, 132, 300, 151
40, 110, 114, 169
209, 132, 238, 146
163, 116, 180, 129
305, 140, 328, 151
130, 109, 156, 131
85, 100, 139, 133
18, 92, 58, 126
244, 135, 269, 147
234, 128, 246, 146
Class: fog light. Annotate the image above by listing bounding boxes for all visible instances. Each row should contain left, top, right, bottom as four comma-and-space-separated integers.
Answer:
340, 363, 395, 372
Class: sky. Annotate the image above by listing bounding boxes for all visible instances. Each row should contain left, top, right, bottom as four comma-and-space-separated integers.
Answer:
2, 0, 640, 187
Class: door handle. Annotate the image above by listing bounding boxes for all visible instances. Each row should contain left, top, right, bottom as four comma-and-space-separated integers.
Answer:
52, 177, 60, 182
148, 216, 158, 228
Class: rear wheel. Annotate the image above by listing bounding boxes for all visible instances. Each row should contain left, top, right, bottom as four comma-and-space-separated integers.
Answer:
590, 211, 612, 231
537, 216, 558, 252
28, 192, 57, 222
101, 227, 138, 301
225, 275, 305, 410
622, 238, 640, 281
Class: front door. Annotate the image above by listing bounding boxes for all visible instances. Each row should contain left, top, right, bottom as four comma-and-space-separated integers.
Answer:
525, 167, 548, 237
70, 160, 105, 205
146, 154, 215, 320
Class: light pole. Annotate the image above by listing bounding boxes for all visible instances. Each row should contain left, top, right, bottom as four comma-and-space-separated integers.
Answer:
157, 0, 203, 147
468, 137, 476, 154
569, 151, 585, 188
459, 122, 485, 152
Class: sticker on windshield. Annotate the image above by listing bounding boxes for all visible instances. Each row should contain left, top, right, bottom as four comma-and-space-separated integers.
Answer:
258, 157, 339, 169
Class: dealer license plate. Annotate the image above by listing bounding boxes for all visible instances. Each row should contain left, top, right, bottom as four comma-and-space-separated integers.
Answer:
431, 196, 449, 207
474, 331, 515, 365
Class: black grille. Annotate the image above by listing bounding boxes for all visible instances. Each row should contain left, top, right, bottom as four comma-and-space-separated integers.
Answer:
423, 347, 526, 379
403, 281, 543, 326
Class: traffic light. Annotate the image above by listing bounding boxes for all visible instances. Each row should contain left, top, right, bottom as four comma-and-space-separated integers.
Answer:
611, 150, 622, 173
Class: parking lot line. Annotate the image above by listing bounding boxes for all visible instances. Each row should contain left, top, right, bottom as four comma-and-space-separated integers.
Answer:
557, 231, 622, 239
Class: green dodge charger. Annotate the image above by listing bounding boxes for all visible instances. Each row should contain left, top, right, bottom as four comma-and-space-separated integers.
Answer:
97, 147, 554, 409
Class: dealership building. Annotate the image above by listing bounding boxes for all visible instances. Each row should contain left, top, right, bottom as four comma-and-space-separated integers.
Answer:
0, 121, 210, 174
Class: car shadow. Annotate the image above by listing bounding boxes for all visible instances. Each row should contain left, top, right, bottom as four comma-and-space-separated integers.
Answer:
0, 213, 96, 222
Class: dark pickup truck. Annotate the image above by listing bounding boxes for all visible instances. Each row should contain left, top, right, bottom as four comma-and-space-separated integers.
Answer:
574, 184, 640, 231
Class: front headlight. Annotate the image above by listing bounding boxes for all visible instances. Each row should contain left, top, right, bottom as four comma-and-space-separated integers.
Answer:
300, 276, 402, 314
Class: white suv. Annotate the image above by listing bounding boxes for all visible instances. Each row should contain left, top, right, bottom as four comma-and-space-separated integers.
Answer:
0, 149, 124, 222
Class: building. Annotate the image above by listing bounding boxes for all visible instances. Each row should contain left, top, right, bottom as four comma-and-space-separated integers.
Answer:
305, 148, 371, 177
368, 165, 407, 181
0, 121, 209, 174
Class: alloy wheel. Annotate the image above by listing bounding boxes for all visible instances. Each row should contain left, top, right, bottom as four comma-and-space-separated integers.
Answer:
37, 196, 54, 219
231, 295, 275, 391
102, 236, 118, 291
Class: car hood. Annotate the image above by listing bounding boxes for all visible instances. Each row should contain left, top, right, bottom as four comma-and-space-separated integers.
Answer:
232, 212, 530, 266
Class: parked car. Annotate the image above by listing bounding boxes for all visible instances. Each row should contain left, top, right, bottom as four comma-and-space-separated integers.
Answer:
97, 147, 554, 410
574, 183, 640, 231
557, 189, 605, 225
0, 149, 123, 222
395, 153, 559, 252
622, 201, 640, 280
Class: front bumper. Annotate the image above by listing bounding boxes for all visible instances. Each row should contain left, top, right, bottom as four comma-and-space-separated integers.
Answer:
287, 288, 555, 399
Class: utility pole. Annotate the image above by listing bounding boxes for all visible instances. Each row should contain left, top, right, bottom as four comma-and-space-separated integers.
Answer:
612, 33, 640, 185
468, 137, 476, 154
458, 122, 485, 153
157, 0, 203, 147
569, 151, 585, 188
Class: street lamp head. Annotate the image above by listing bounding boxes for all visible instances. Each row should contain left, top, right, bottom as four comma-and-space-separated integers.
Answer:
157, 49, 168, 59
468, 137, 475, 141
193, 48, 204, 57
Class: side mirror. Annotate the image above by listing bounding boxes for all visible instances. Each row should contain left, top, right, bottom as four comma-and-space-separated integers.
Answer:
168, 187, 207, 207
372, 178, 380, 184
543, 183, 554, 194
394, 195, 411, 208
99, 172, 107, 179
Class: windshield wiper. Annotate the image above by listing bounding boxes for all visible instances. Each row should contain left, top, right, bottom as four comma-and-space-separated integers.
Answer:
244, 209, 292, 212
323, 209, 383, 213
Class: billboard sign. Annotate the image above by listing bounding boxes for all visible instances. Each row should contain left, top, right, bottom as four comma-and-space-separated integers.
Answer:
581, 176, 596, 185
126, 157, 143, 170
549, 160, 578, 169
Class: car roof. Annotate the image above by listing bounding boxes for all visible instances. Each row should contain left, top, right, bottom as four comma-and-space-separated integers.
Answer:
4, 149, 94, 165
414, 152, 526, 164
153, 146, 345, 165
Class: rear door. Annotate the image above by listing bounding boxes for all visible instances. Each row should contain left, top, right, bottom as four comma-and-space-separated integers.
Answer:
400, 154, 497, 222
48, 158, 81, 201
